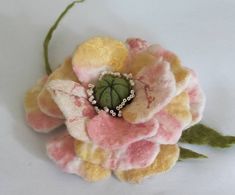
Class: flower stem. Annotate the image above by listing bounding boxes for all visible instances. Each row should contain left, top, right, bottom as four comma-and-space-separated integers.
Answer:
43, 0, 85, 75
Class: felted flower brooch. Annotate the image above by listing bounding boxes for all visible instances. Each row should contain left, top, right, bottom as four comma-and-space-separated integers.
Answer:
24, 1, 235, 183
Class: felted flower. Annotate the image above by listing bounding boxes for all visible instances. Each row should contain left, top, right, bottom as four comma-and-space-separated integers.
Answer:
24, 37, 205, 183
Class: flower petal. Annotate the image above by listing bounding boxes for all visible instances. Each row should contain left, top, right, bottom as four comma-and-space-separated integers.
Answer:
123, 60, 176, 124
46, 131, 110, 182
87, 111, 158, 150
148, 45, 191, 94
150, 92, 192, 144
24, 77, 64, 133
74, 139, 160, 171
126, 38, 148, 54
47, 80, 96, 142
114, 144, 179, 183
37, 57, 78, 119
72, 37, 128, 83
186, 69, 206, 126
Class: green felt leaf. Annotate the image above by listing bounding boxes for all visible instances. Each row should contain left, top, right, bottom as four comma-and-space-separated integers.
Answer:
43, 0, 85, 75
180, 124, 235, 148
179, 147, 207, 160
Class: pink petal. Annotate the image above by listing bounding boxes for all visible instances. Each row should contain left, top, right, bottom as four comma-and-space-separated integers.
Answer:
150, 110, 183, 144
87, 111, 158, 150
47, 80, 96, 142
107, 140, 160, 171
123, 60, 176, 124
126, 38, 148, 54
47, 132, 111, 181
24, 77, 64, 133
46, 131, 78, 171
26, 111, 64, 133
186, 69, 206, 126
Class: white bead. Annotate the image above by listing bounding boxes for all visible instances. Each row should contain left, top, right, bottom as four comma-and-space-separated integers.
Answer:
123, 98, 127, 103
128, 73, 133, 78
104, 107, 109, 112
92, 100, 96, 105
130, 89, 135, 94
127, 97, 131, 101
112, 113, 116, 116
130, 80, 135, 86
88, 83, 94, 88
87, 89, 93, 96
88, 96, 94, 101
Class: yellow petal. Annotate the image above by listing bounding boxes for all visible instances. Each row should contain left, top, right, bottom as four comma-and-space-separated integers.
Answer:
164, 92, 192, 127
37, 57, 78, 118
74, 140, 109, 165
24, 77, 47, 111
79, 161, 111, 182
72, 37, 128, 82
165, 53, 191, 94
114, 144, 179, 183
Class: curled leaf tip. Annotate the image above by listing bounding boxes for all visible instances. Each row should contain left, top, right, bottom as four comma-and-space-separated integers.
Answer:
179, 147, 207, 161
43, 0, 86, 75
180, 124, 235, 148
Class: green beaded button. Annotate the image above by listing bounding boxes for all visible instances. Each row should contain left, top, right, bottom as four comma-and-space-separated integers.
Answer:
94, 74, 132, 111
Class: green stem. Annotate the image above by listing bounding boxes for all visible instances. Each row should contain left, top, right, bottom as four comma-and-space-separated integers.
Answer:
43, 0, 85, 75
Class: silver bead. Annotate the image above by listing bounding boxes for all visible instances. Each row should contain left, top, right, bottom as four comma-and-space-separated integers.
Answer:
130, 94, 135, 98
121, 102, 125, 106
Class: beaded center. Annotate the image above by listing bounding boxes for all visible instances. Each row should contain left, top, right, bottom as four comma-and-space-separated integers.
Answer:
87, 71, 135, 117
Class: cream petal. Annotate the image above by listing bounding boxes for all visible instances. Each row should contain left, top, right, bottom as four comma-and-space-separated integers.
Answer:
186, 69, 206, 126
37, 57, 78, 119
47, 80, 96, 142
123, 60, 176, 124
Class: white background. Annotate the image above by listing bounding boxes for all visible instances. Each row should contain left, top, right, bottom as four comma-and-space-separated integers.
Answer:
0, 0, 235, 194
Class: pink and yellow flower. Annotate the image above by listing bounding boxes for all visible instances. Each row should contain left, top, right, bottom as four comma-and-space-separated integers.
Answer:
24, 37, 205, 183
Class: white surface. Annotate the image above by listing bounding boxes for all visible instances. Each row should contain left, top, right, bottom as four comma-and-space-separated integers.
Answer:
0, 0, 235, 194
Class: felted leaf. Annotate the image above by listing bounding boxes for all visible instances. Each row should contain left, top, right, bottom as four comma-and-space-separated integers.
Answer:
180, 124, 235, 148
179, 147, 207, 160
